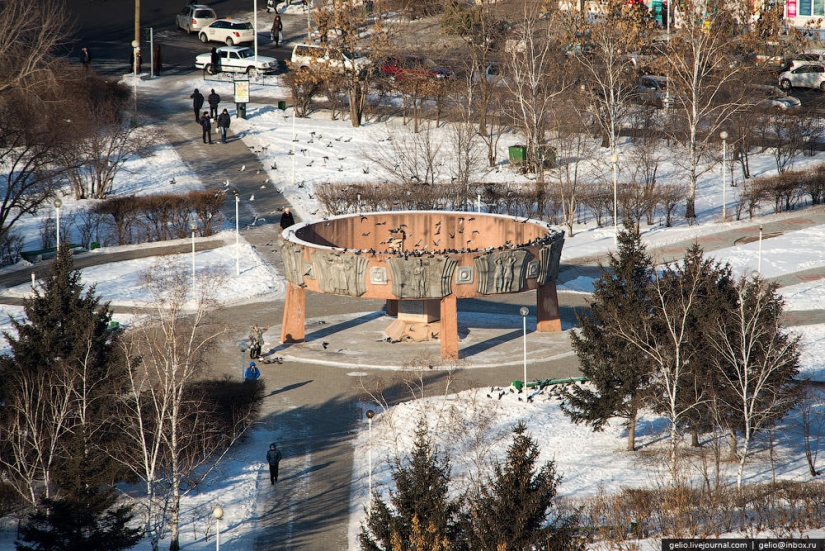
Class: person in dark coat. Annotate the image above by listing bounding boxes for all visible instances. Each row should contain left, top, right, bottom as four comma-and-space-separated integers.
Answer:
210, 47, 220, 73
207, 89, 221, 119
153, 44, 163, 76
217, 108, 231, 143
280, 208, 295, 230
244, 361, 261, 381
199, 111, 213, 144
266, 443, 283, 485
80, 47, 92, 71
271, 15, 283, 46
190, 89, 205, 122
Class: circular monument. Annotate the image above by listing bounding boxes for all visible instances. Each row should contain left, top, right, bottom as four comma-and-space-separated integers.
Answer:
279, 210, 565, 359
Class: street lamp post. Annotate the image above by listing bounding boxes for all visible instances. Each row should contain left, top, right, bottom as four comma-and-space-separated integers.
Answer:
720, 131, 728, 221
189, 214, 198, 299
239, 342, 249, 380
520, 306, 529, 401
610, 154, 619, 244
475, 186, 484, 213
366, 409, 374, 505
758, 225, 763, 275
131, 39, 139, 114
53, 199, 62, 249
233, 190, 240, 276
212, 506, 224, 551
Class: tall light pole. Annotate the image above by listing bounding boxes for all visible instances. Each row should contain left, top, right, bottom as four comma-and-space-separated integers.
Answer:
131, 39, 139, 114
253, 0, 258, 65
189, 214, 198, 299
53, 199, 62, 249
720, 131, 728, 221
212, 506, 223, 551
233, 189, 240, 276
758, 225, 763, 275
610, 154, 619, 245
239, 342, 249, 380
366, 409, 374, 505
475, 186, 483, 213
520, 306, 529, 401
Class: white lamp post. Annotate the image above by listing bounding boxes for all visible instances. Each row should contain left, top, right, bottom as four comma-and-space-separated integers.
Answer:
758, 225, 763, 275
131, 39, 139, 114
53, 199, 62, 249
253, 0, 258, 65
233, 189, 240, 276
610, 154, 619, 244
366, 409, 374, 505
475, 186, 483, 213
520, 306, 529, 401
189, 214, 198, 299
212, 506, 224, 551
720, 131, 728, 221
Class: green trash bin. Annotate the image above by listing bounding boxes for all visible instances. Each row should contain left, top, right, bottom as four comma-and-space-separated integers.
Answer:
508, 145, 527, 165
278, 100, 287, 110
90, 242, 100, 250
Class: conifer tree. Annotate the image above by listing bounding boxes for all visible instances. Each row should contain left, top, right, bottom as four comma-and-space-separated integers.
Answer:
359, 417, 462, 550
561, 223, 655, 451
16, 486, 142, 551
462, 422, 582, 551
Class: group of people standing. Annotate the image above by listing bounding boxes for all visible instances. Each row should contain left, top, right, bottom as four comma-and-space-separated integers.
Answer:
190, 88, 231, 144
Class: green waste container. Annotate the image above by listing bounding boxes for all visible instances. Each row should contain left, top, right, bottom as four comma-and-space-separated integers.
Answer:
278, 100, 287, 110
108, 321, 120, 330
90, 242, 100, 250
508, 145, 527, 165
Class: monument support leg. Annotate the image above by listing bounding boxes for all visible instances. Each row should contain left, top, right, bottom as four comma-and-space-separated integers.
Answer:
536, 282, 562, 332
385, 299, 399, 317
439, 295, 458, 360
281, 282, 306, 343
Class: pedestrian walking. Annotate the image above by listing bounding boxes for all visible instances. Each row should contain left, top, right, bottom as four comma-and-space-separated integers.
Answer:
244, 361, 261, 381
190, 89, 205, 122
80, 47, 92, 72
266, 443, 283, 485
210, 47, 220, 74
248, 324, 271, 359
153, 44, 163, 76
217, 108, 231, 143
208, 89, 221, 119
200, 111, 213, 144
271, 15, 283, 46
280, 207, 295, 230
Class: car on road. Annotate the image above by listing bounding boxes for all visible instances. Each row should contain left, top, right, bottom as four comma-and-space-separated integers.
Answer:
778, 63, 825, 91
195, 46, 278, 75
633, 75, 673, 108
746, 84, 802, 111
176, 5, 216, 34
380, 56, 452, 80
290, 43, 371, 73
199, 19, 255, 46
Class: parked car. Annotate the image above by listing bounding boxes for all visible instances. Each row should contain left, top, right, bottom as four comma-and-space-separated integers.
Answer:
199, 19, 255, 46
778, 63, 825, 91
176, 4, 216, 34
472, 62, 505, 86
633, 75, 673, 108
290, 43, 371, 73
381, 56, 452, 79
746, 84, 802, 111
195, 46, 278, 75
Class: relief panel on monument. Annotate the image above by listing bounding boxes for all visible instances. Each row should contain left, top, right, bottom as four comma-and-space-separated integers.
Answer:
312, 251, 368, 296
280, 242, 306, 286
474, 249, 529, 294
387, 257, 458, 298
537, 236, 565, 285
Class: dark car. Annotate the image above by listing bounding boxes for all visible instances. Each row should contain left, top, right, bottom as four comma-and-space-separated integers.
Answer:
381, 56, 452, 79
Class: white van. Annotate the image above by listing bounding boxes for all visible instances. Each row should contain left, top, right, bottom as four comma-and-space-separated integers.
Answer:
290, 43, 371, 73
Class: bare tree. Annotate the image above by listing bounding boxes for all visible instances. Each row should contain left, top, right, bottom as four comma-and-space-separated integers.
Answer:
365, 122, 443, 185
709, 275, 801, 491
116, 259, 234, 551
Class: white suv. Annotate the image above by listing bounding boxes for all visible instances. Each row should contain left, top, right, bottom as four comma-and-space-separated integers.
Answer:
176, 5, 216, 34
290, 43, 371, 73
779, 63, 825, 91
199, 19, 255, 46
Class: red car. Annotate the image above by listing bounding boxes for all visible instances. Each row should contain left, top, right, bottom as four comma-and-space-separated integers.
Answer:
381, 56, 452, 79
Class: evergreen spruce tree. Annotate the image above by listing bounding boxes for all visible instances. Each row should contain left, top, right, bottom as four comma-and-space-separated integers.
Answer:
359, 417, 462, 550
463, 422, 582, 551
16, 486, 142, 551
0, 244, 129, 496
560, 223, 655, 451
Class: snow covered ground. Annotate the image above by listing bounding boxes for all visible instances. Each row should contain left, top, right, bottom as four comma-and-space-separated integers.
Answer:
1, 59, 825, 548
